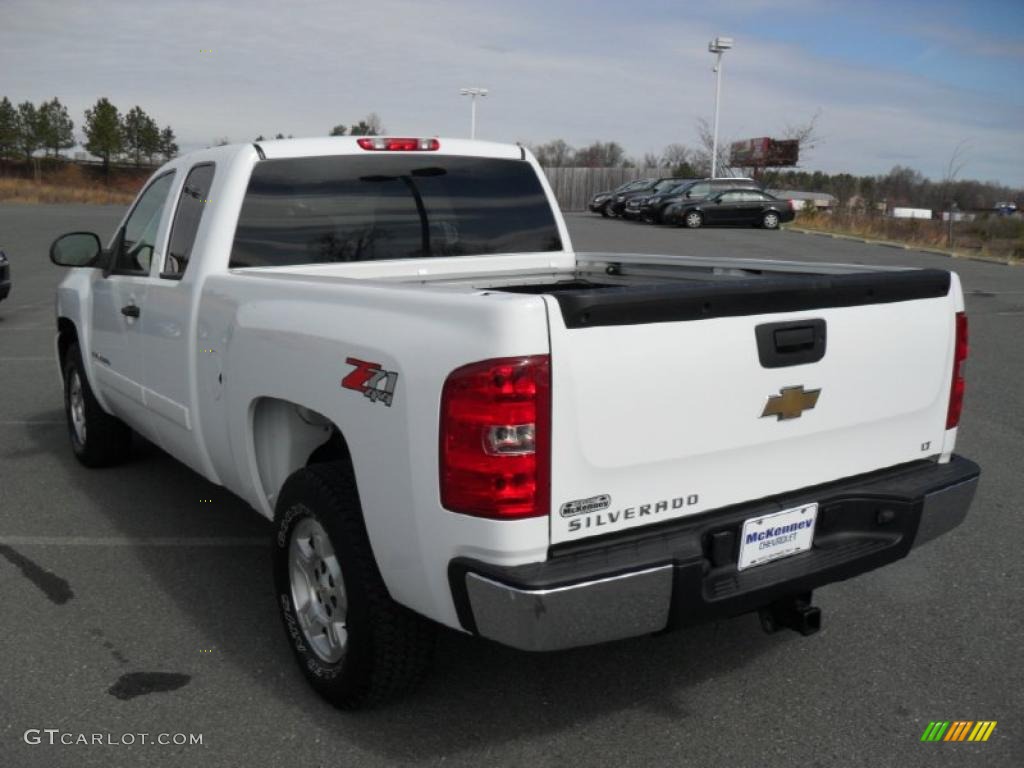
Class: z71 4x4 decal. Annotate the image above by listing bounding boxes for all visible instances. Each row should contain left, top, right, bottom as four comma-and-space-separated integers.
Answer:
341, 358, 398, 407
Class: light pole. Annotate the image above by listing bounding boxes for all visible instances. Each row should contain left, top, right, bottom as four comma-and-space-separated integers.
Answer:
459, 87, 488, 139
707, 36, 733, 179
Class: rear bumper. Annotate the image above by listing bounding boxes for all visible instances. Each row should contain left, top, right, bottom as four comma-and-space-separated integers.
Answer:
450, 456, 980, 651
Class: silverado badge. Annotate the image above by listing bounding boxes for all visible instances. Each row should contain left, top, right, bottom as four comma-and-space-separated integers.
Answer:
761, 385, 820, 421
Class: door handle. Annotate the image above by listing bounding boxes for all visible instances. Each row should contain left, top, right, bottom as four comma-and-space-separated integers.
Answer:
121, 304, 141, 318
755, 319, 827, 368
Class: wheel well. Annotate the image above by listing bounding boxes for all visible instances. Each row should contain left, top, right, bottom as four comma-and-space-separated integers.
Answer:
57, 317, 78, 364
250, 397, 353, 513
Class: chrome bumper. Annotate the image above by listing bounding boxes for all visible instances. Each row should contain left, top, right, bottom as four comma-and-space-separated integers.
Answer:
465, 566, 673, 652
457, 458, 979, 652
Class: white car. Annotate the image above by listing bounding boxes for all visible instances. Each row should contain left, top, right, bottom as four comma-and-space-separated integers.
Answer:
50, 136, 980, 708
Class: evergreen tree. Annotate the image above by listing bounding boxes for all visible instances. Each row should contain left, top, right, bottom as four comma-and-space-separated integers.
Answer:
39, 98, 75, 157
140, 115, 161, 164
0, 97, 19, 161
83, 98, 123, 175
16, 101, 41, 161
159, 126, 179, 161
122, 106, 153, 166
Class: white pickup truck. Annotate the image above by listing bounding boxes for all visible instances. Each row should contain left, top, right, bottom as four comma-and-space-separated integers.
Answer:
50, 136, 980, 708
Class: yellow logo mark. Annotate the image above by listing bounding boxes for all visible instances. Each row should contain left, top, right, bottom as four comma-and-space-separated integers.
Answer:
761, 385, 821, 421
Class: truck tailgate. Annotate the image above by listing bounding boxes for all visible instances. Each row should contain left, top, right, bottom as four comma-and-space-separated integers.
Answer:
544, 269, 959, 544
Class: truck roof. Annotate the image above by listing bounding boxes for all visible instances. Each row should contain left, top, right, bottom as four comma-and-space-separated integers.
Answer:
176, 136, 527, 165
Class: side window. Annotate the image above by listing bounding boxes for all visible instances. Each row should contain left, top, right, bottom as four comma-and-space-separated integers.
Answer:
114, 172, 176, 275
164, 163, 216, 279
719, 192, 743, 202
687, 183, 710, 197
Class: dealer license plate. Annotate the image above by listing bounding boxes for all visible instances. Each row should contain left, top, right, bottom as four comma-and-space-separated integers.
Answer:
737, 503, 818, 571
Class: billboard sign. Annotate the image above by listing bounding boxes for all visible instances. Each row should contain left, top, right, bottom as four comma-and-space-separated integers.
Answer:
730, 138, 799, 167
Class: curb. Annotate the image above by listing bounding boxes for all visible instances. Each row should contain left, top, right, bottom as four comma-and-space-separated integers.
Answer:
784, 227, 1019, 266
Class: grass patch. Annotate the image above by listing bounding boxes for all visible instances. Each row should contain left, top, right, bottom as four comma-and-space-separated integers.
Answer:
0, 165, 142, 205
794, 211, 1024, 263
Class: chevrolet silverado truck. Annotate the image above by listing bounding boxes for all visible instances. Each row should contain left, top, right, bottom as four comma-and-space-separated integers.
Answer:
49, 136, 980, 709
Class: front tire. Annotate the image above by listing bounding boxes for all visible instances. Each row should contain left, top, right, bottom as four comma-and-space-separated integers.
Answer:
762, 211, 781, 229
683, 211, 704, 229
273, 462, 435, 709
62, 342, 132, 467
599, 203, 610, 218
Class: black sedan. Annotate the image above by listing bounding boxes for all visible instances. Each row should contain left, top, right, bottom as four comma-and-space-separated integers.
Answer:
0, 250, 10, 303
626, 179, 699, 223
589, 178, 655, 217
619, 177, 690, 219
664, 189, 795, 229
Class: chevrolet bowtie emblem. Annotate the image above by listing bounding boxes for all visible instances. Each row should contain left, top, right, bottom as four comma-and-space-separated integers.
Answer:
761, 385, 821, 421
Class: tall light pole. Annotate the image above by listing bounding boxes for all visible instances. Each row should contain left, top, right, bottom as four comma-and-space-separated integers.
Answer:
459, 87, 488, 139
707, 36, 733, 179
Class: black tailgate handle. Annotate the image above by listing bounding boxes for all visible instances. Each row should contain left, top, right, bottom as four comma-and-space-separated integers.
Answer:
755, 319, 826, 368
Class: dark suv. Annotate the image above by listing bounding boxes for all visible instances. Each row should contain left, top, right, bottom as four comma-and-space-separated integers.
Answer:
0, 250, 10, 303
618, 177, 691, 219
588, 179, 655, 217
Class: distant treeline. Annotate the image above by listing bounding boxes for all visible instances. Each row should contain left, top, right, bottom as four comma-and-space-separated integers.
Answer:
529, 135, 1022, 212
759, 166, 1022, 212
0, 96, 178, 172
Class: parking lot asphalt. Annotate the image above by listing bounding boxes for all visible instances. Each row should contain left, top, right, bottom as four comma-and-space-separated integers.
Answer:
1, 204, 1021, 768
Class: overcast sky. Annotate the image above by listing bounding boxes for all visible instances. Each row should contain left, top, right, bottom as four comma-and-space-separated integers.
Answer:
2, 0, 1022, 185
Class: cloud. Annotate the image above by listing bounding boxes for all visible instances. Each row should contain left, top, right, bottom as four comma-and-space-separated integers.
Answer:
1, 0, 1021, 185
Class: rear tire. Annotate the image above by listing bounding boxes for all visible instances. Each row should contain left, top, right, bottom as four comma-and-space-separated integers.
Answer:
273, 462, 435, 709
62, 342, 132, 467
762, 211, 781, 230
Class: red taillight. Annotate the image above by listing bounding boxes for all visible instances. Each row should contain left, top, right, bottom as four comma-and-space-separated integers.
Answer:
440, 356, 550, 519
356, 137, 440, 151
946, 311, 968, 429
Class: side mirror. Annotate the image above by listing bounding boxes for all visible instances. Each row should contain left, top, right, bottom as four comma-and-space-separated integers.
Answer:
50, 232, 102, 268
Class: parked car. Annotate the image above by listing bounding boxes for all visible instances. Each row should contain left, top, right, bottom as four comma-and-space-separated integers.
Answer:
50, 136, 977, 708
627, 179, 698, 223
620, 177, 690, 219
0, 250, 10, 303
588, 179, 654, 217
654, 177, 761, 220
666, 188, 795, 229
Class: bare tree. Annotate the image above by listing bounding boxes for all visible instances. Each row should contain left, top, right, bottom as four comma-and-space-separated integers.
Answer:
641, 152, 659, 168
530, 139, 575, 167
660, 143, 691, 168
693, 117, 732, 177
782, 109, 824, 162
574, 141, 626, 168
941, 139, 970, 199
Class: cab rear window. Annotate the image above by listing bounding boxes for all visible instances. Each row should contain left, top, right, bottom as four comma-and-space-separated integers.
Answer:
230, 155, 562, 267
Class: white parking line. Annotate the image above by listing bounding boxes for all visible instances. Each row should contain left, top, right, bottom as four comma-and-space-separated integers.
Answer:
0, 420, 64, 425
0, 535, 268, 547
